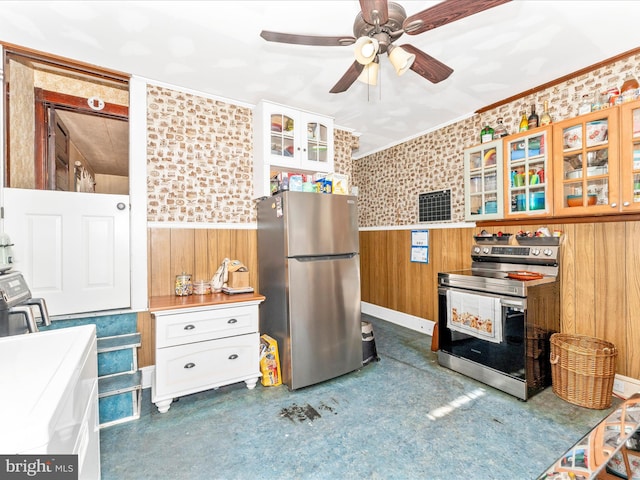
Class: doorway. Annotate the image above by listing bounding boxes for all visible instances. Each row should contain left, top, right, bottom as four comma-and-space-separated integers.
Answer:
2, 45, 133, 316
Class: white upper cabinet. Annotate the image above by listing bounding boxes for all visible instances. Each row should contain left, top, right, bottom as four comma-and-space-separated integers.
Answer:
253, 100, 333, 198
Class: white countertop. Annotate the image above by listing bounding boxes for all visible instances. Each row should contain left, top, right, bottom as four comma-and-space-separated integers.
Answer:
0, 325, 97, 453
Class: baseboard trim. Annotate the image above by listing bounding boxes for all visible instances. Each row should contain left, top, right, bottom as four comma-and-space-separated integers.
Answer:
614, 373, 640, 399
140, 365, 154, 390
361, 302, 434, 336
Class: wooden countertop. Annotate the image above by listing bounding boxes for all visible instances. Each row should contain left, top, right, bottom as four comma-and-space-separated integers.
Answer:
149, 292, 265, 313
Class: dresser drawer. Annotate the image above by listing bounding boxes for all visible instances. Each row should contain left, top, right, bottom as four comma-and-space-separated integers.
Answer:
155, 305, 258, 348
154, 332, 260, 398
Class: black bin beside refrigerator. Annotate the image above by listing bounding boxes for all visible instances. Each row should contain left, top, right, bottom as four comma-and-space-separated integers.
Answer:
257, 191, 362, 390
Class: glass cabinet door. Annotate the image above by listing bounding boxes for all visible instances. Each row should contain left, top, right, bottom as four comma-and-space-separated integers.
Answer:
504, 128, 550, 217
553, 110, 619, 215
464, 139, 503, 220
305, 120, 328, 164
620, 99, 640, 212
268, 112, 297, 167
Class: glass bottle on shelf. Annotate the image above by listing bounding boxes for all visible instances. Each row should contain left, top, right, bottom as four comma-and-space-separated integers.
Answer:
519, 112, 528, 132
492, 118, 509, 139
528, 104, 539, 129
540, 101, 552, 126
480, 124, 494, 144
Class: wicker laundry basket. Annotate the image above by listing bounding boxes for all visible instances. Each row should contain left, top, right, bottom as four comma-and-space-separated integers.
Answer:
550, 333, 617, 409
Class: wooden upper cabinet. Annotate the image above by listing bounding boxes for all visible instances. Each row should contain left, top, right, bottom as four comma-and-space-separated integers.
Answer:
619, 99, 640, 212
552, 108, 620, 216
502, 126, 553, 218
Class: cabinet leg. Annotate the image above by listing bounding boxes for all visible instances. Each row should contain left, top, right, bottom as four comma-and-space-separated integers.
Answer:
155, 399, 173, 413
245, 377, 259, 390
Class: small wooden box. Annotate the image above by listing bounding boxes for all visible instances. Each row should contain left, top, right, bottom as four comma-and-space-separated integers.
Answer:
228, 271, 249, 288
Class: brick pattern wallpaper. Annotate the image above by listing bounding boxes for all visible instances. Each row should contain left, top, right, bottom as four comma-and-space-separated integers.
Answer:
146, 85, 357, 223
352, 53, 640, 227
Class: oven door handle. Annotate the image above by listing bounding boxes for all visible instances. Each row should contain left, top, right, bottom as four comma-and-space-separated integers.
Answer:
500, 298, 526, 309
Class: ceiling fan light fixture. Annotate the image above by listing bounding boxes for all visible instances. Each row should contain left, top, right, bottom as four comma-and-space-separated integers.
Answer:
354, 36, 379, 65
388, 44, 415, 76
356, 57, 379, 86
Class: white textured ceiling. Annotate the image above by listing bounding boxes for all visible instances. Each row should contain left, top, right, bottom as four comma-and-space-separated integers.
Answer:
2, 1, 640, 158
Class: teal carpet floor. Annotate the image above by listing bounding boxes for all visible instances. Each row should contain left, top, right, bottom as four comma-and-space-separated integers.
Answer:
100, 315, 616, 479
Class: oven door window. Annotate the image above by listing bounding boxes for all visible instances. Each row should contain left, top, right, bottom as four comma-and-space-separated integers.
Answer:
440, 291, 525, 379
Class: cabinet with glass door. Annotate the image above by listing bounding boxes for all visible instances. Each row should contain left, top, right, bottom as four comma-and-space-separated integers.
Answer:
552, 109, 619, 216
253, 100, 334, 198
464, 139, 503, 220
503, 127, 552, 218
619, 99, 640, 212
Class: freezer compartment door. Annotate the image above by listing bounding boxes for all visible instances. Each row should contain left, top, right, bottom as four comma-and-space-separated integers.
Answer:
287, 254, 362, 390
283, 192, 359, 257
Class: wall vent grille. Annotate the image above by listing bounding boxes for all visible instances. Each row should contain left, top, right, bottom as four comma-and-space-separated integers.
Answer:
418, 189, 451, 223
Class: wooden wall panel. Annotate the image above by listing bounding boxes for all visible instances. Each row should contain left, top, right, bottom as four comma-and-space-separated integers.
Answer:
149, 227, 258, 297
595, 222, 627, 373
625, 221, 640, 378
560, 224, 577, 333
359, 227, 474, 323
574, 223, 596, 336
360, 220, 639, 379
142, 222, 639, 378
136, 311, 155, 368
148, 229, 171, 297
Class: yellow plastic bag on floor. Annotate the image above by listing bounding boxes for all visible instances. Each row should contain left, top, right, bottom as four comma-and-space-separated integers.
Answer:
259, 334, 282, 387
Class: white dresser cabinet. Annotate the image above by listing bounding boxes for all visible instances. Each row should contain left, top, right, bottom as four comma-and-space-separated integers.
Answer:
150, 293, 265, 413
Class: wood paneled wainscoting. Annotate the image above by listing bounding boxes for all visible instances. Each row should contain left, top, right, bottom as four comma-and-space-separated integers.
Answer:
137, 227, 258, 368
359, 227, 475, 323
360, 221, 640, 380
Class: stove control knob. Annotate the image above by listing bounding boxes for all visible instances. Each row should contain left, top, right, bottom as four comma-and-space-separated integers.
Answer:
483, 247, 490, 254
531, 248, 541, 256
473, 246, 481, 254
543, 248, 553, 256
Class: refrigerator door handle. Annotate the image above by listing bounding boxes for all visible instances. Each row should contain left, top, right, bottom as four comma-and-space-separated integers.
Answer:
292, 253, 357, 262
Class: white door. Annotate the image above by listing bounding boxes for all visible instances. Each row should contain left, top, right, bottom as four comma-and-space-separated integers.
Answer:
3, 188, 130, 316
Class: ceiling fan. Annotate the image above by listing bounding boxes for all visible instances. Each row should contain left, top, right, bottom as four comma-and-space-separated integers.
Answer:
260, 0, 511, 93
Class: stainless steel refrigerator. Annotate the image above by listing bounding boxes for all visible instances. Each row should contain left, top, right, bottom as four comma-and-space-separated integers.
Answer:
257, 191, 362, 390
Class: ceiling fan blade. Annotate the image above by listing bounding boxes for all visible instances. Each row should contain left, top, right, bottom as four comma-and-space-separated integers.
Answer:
329, 61, 365, 94
359, 0, 389, 25
399, 44, 453, 84
403, 0, 511, 36
260, 30, 356, 47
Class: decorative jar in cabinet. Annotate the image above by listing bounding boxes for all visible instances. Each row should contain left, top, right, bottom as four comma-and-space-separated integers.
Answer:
552, 109, 619, 216
503, 127, 552, 217
464, 139, 504, 220
619, 99, 640, 212
253, 100, 334, 198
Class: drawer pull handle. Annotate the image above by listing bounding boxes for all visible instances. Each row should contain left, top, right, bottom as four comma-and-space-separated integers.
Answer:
184, 362, 196, 369
228, 354, 238, 360
184, 324, 196, 330
227, 318, 238, 324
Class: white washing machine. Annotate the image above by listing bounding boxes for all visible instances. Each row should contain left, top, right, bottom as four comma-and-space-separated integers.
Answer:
0, 325, 100, 479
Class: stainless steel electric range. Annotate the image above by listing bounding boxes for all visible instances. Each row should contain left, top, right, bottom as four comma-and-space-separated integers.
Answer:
437, 236, 561, 400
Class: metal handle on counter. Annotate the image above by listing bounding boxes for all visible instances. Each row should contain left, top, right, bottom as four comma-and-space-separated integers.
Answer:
184, 324, 195, 330
9, 305, 38, 333
228, 354, 238, 360
25, 298, 51, 326
227, 318, 238, 324
184, 362, 196, 369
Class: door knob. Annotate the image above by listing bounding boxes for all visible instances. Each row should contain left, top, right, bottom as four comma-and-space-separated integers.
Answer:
117, 202, 127, 210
